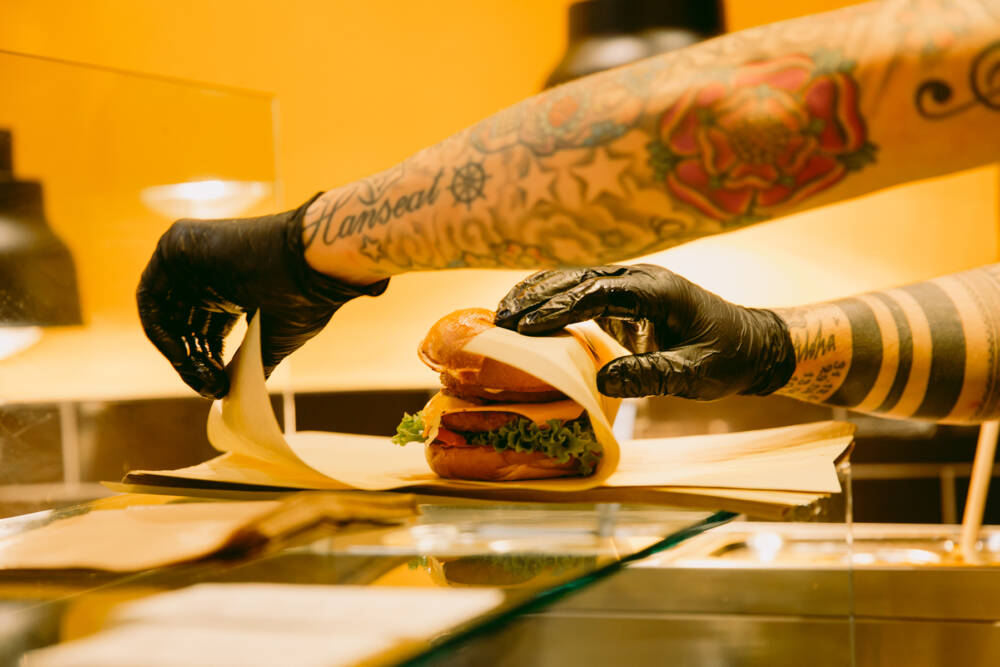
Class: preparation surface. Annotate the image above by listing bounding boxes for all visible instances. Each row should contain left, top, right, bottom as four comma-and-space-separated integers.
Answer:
0, 493, 729, 666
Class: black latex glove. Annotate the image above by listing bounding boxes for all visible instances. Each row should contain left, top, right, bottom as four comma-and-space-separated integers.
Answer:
495, 264, 795, 400
136, 195, 389, 399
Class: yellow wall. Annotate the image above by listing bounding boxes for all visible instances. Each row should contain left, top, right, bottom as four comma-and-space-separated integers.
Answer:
2, 0, 996, 398
0, 53, 276, 322
2, 0, 575, 203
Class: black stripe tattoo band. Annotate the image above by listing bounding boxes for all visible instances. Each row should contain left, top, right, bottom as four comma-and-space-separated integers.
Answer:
872, 293, 913, 413
903, 282, 966, 419
956, 270, 1000, 419
827, 298, 882, 408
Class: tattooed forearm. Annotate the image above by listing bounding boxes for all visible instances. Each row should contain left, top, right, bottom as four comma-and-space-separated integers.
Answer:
303, 0, 1000, 284
775, 264, 1000, 423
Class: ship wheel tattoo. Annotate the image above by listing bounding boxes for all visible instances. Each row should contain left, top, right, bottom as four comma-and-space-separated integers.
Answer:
448, 160, 489, 209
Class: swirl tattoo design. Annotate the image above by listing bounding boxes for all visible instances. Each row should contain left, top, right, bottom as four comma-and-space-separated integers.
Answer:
915, 40, 1000, 119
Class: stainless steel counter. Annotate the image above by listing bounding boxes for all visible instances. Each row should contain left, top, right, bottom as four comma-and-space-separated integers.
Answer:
429, 522, 1000, 667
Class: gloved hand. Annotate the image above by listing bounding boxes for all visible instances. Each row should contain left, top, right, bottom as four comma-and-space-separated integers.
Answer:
136, 195, 389, 398
495, 264, 795, 400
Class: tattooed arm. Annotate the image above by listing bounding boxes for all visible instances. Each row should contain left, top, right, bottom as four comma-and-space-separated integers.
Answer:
304, 0, 1000, 284
776, 264, 1000, 422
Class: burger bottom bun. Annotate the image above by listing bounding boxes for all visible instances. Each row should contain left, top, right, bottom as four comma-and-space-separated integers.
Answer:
427, 557, 535, 587
426, 442, 581, 481
441, 374, 566, 404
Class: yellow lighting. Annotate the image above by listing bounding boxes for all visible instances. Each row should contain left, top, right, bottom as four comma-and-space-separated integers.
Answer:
140, 180, 271, 219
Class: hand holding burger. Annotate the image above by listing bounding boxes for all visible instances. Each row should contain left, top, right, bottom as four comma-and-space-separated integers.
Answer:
495, 265, 795, 400
392, 308, 602, 481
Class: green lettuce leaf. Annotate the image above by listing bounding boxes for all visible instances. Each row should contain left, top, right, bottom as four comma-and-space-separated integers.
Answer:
466, 417, 602, 475
392, 412, 425, 446
392, 410, 602, 475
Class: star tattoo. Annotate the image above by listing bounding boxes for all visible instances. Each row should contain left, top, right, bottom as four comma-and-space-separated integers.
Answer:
360, 235, 386, 262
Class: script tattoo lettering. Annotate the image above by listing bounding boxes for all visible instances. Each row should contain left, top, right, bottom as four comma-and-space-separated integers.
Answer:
304, 170, 446, 245
784, 361, 847, 403
775, 305, 847, 403
792, 321, 837, 362
915, 40, 1000, 119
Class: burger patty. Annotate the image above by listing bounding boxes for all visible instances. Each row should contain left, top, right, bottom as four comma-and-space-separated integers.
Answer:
440, 410, 521, 432
440, 374, 566, 403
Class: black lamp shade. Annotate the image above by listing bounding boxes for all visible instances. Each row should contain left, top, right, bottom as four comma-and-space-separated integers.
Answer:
0, 131, 82, 327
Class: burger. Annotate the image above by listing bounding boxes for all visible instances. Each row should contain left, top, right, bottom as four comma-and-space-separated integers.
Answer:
412, 554, 597, 589
391, 308, 602, 481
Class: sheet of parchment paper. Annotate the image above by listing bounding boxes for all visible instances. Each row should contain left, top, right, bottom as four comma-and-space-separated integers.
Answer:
208, 315, 625, 491
131, 316, 853, 496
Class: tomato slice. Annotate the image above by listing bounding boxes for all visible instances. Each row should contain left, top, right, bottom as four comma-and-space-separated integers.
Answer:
434, 428, 469, 448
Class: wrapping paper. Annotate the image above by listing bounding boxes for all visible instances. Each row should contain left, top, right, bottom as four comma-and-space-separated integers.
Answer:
127, 316, 853, 498
205, 316, 625, 492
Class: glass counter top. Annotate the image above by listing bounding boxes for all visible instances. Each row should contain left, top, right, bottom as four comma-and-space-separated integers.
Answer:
0, 493, 734, 665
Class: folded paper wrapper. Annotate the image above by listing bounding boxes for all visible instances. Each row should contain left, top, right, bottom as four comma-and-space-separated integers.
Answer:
0, 492, 415, 572
117, 316, 855, 515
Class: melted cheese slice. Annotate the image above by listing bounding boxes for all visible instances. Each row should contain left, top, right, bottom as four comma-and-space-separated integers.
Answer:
421, 391, 585, 442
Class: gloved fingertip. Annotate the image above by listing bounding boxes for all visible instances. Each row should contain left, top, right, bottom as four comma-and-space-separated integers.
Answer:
516, 312, 556, 335
493, 308, 518, 329
596, 360, 630, 398
179, 365, 229, 399
197, 373, 230, 399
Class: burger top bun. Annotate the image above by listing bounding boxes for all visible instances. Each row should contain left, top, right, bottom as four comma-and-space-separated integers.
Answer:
418, 308, 563, 400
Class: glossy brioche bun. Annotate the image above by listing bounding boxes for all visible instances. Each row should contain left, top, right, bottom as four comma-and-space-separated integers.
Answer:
426, 442, 580, 481
418, 308, 565, 402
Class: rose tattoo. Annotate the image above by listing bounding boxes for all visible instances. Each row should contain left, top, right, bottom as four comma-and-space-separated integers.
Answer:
649, 52, 877, 223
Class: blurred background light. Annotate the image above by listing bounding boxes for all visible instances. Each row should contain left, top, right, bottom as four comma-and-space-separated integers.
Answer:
140, 179, 272, 220
0, 326, 41, 361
